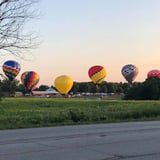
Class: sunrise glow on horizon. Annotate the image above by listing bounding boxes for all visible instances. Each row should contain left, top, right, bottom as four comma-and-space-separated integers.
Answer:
1, 0, 160, 86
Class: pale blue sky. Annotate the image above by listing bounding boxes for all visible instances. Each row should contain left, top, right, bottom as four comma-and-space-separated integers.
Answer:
1, 0, 160, 86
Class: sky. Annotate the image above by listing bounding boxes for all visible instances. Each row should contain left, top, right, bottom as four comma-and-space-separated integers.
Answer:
1, 0, 160, 86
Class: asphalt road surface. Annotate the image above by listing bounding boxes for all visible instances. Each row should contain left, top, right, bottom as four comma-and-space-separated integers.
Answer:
1, 121, 160, 160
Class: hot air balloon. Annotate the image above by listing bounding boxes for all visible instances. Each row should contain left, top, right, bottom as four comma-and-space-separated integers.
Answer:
21, 71, 39, 92
147, 69, 160, 79
2, 60, 21, 80
88, 65, 107, 84
121, 64, 139, 84
54, 75, 73, 95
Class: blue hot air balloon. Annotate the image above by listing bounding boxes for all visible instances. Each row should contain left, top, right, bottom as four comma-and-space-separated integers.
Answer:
121, 64, 139, 83
2, 60, 21, 80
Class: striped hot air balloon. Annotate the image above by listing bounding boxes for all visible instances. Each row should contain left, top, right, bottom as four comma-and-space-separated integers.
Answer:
88, 65, 107, 84
2, 60, 21, 80
21, 71, 39, 92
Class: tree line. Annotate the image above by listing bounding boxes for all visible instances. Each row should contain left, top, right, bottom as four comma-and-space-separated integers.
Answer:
0, 79, 132, 96
0, 77, 160, 100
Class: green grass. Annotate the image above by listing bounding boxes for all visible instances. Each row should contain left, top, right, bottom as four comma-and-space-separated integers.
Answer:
0, 97, 160, 129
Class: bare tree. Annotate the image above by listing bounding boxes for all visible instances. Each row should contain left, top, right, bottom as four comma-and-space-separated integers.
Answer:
0, 0, 40, 58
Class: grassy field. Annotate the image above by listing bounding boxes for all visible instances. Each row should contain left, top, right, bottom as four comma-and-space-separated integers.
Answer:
0, 97, 160, 129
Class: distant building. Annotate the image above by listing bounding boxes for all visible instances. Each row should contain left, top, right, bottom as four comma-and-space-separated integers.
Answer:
15, 92, 23, 97
32, 87, 60, 97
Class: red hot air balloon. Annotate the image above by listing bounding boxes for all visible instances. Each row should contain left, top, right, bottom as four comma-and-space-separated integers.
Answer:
147, 70, 160, 78
21, 71, 40, 92
88, 65, 107, 84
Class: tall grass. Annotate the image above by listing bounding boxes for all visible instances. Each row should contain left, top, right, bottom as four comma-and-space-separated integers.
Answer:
0, 97, 160, 129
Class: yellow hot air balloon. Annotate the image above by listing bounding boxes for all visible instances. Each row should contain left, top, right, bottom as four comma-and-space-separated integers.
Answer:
88, 65, 107, 84
54, 75, 73, 95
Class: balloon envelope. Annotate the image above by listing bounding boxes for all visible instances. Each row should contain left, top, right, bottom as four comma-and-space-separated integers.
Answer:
2, 60, 21, 80
21, 71, 39, 91
54, 75, 73, 94
121, 64, 139, 83
147, 70, 160, 78
88, 65, 107, 84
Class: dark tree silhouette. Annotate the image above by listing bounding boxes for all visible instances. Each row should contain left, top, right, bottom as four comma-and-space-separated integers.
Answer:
0, 0, 40, 58
124, 77, 160, 100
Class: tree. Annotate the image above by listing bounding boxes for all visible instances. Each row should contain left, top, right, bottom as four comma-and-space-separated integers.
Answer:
70, 82, 79, 94
0, 78, 19, 96
99, 81, 108, 93
124, 83, 143, 100
78, 82, 90, 93
107, 82, 116, 93
122, 83, 131, 94
124, 77, 160, 100
142, 77, 160, 100
35, 85, 49, 91
16, 83, 27, 94
0, 0, 39, 58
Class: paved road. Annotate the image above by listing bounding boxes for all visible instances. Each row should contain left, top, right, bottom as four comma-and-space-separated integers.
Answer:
1, 121, 160, 160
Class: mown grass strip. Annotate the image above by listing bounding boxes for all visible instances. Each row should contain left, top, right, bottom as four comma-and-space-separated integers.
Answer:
0, 97, 160, 129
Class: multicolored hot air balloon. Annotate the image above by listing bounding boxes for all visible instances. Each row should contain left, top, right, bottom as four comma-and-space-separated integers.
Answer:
21, 71, 39, 92
121, 64, 139, 84
147, 69, 160, 79
54, 75, 73, 95
2, 60, 21, 80
88, 65, 107, 84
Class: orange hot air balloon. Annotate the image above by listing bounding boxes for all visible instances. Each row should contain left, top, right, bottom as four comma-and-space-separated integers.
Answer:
21, 71, 40, 92
54, 75, 73, 95
88, 65, 107, 84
